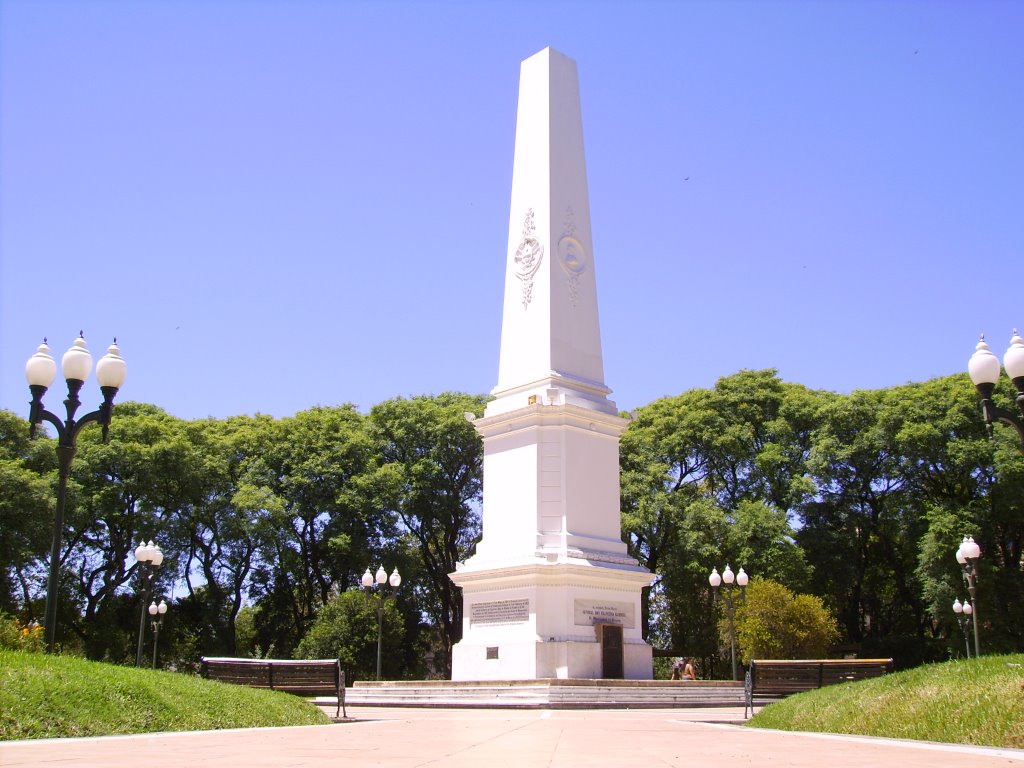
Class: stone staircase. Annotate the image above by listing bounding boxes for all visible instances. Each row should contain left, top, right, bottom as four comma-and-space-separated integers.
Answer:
331, 679, 745, 709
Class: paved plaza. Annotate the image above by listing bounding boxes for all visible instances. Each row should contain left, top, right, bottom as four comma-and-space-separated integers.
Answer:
1, 706, 1021, 768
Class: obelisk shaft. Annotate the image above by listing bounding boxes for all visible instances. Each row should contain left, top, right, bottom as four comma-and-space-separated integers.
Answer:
492, 47, 614, 417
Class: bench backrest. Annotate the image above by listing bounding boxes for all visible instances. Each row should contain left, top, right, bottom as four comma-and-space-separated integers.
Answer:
200, 657, 342, 696
750, 659, 892, 695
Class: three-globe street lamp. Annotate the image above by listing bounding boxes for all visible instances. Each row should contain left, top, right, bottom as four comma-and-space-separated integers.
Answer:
361, 565, 401, 681
955, 536, 982, 657
134, 541, 164, 667
25, 335, 127, 653
952, 598, 974, 659
148, 599, 168, 669
967, 331, 1024, 450
709, 565, 749, 681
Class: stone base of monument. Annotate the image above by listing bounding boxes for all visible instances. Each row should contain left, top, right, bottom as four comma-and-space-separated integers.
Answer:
450, 637, 653, 681
449, 559, 654, 681
336, 678, 745, 709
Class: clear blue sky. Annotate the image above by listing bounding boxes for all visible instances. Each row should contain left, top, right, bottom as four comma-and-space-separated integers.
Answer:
2, 0, 1021, 421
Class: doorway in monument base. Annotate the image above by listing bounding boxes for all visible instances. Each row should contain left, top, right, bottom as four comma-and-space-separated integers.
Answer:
597, 623, 624, 679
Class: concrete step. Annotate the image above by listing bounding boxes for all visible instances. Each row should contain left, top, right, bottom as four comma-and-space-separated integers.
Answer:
331, 679, 746, 709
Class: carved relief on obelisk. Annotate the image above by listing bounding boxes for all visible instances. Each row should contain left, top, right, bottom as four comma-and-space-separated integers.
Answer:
449, 48, 653, 682
513, 209, 544, 309
558, 206, 588, 308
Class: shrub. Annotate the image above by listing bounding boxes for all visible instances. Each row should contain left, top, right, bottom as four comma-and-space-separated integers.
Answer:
295, 589, 404, 681
0, 611, 46, 653
721, 578, 839, 662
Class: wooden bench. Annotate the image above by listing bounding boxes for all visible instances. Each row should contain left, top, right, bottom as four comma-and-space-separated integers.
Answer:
744, 658, 892, 718
200, 657, 346, 719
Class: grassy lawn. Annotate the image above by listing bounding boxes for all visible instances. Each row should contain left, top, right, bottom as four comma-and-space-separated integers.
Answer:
748, 653, 1024, 749
0, 650, 330, 740
5, 649, 1023, 747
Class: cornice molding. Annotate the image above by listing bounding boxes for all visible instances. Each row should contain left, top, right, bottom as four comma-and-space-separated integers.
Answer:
450, 560, 654, 591
473, 401, 627, 439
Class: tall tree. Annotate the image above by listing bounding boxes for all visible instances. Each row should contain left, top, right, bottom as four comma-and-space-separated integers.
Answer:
245, 406, 385, 655
620, 370, 818, 662
620, 389, 724, 646
908, 375, 1024, 652
798, 381, 991, 662
367, 393, 487, 676
0, 410, 55, 614
51, 402, 198, 658
170, 414, 274, 656
800, 388, 920, 654
295, 589, 405, 682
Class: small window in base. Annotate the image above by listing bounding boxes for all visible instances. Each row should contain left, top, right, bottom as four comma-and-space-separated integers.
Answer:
486, 647, 499, 660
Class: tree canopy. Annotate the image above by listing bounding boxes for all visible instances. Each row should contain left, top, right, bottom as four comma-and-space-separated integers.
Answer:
2, 369, 1021, 676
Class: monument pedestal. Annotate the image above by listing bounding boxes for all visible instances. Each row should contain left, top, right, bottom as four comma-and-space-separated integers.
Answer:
451, 560, 653, 681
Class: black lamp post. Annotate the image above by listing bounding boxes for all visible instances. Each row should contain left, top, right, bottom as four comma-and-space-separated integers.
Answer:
148, 599, 168, 669
134, 541, 164, 667
967, 332, 1024, 450
709, 564, 748, 681
25, 335, 127, 653
952, 598, 974, 659
360, 565, 401, 680
955, 536, 982, 657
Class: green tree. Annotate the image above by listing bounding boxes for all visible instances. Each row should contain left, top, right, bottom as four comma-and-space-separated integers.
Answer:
800, 388, 927, 656
295, 589, 405, 682
620, 371, 819, 671
67, 402, 205, 659
367, 393, 487, 676
910, 375, 1024, 654
172, 414, 279, 656
799, 374, 1024, 663
0, 410, 55, 615
728, 578, 839, 663
243, 406, 385, 656
620, 391, 716, 643
725, 499, 810, 590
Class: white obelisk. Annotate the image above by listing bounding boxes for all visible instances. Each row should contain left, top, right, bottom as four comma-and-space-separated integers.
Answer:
449, 48, 653, 681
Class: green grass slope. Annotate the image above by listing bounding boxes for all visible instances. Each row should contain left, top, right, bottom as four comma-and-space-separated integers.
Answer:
748, 654, 1024, 748
0, 650, 331, 741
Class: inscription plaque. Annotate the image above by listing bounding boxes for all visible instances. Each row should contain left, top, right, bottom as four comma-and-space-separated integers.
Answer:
573, 599, 635, 629
470, 598, 530, 627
